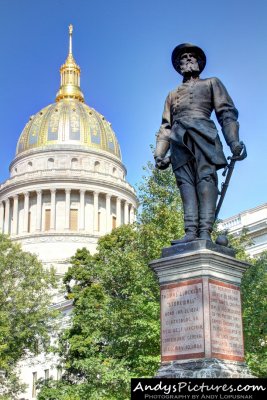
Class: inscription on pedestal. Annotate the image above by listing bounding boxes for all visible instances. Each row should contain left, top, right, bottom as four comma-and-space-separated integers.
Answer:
209, 280, 244, 361
161, 279, 204, 361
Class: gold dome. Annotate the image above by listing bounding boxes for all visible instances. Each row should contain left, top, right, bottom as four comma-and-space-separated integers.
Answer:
16, 25, 121, 160
16, 100, 121, 159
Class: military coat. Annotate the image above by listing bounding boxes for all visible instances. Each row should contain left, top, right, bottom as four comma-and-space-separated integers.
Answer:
156, 77, 239, 171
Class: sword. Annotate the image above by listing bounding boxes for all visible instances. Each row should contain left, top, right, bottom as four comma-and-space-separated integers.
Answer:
215, 142, 247, 221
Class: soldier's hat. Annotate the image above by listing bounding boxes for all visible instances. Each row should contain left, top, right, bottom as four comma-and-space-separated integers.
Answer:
172, 43, 206, 74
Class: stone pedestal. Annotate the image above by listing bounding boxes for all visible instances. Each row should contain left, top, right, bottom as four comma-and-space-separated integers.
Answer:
150, 240, 254, 378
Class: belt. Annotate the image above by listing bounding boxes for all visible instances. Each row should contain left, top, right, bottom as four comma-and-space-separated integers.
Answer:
173, 111, 211, 120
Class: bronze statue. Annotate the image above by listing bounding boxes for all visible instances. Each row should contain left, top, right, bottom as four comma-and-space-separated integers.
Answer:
154, 43, 245, 243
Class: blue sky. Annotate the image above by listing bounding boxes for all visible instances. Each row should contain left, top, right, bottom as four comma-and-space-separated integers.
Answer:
0, 0, 266, 219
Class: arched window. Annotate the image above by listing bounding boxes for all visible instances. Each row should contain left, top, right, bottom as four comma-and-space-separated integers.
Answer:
94, 161, 100, 172
112, 167, 117, 176
71, 158, 78, 169
47, 158, 54, 169
27, 161, 33, 171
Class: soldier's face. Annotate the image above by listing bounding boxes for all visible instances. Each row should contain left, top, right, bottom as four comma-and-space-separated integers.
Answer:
179, 52, 200, 75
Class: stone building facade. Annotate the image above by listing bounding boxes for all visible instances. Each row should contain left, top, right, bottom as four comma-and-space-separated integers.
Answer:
219, 203, 267, 257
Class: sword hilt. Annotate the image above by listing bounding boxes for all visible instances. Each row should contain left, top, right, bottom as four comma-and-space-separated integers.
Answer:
227, 141, 247, 162
222, 142, 247, 177
216, 142, 247, 220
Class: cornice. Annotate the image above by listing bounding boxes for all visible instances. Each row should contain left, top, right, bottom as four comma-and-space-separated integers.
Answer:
10, 144, 125, 171
11, 232, 101, 243
0, 169, 137, 203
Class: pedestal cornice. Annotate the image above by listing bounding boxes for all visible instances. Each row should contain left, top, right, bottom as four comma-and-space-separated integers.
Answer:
150, 245, 250, 286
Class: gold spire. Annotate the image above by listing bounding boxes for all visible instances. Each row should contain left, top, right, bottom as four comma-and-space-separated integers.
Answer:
69, 24, 73, 54
56, 25, 84, 102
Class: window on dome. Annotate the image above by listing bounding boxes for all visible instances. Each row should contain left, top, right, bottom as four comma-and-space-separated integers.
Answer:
45, 209, 51, 231
70, 112, 80, 140
48, 130, 58, 141
108, 136, 115, 151
47, 158, 54, 169
94, 161, 100, 172
70, 131, 80, 140
28, 212, 31, 233
29, 129, 38, 145
71, 158, 78, 169
90, 127, 101, 144
109, 143, 115, 151
18, 141, 24, 153
48, 111, 59, 141
98, 211, 101, 232
70, 209, 78, 231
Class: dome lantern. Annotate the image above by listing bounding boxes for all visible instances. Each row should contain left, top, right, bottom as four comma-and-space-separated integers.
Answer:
15, 26, 122, 160
55, 24, 84, 103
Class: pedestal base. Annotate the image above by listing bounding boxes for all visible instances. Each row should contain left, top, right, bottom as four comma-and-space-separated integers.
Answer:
157, 358, 254, 378
150, 241, 254, 379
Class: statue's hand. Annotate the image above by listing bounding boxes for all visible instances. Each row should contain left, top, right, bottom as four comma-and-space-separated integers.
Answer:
230, 141, 243, 156
155, 156, 171, 170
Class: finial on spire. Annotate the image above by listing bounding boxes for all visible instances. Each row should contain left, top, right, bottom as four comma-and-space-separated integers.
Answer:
69, 24, 73, 54
56, 24, 84, 102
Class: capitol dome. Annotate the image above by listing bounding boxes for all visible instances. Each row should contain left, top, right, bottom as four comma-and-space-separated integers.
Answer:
16, 28, 121, 160
16, 101, 121, 159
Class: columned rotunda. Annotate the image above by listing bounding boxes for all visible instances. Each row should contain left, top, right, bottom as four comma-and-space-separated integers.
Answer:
0, 25, 137, 277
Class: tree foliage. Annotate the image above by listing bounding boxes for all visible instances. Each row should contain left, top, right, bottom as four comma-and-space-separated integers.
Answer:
138, 161, 184, 262
241, 252, 267, 377
0, 234, 57, 398
36, 227, 159, 400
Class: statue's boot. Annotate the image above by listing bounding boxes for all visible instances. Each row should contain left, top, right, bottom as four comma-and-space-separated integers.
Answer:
172, 183, 198, 244
197, 179, 218, 241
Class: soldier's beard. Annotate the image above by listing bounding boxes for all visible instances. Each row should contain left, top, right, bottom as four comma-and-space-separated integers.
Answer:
180, 61, 200, 76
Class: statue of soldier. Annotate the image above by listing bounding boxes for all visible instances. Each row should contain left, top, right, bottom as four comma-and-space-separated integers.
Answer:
154, 43, 245, 243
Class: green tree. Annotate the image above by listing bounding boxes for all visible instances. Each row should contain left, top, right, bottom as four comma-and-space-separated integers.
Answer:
0, 234, 57, 398
138, 161, 184, 262
38, 226, 160, 400
241, 252, 267, 377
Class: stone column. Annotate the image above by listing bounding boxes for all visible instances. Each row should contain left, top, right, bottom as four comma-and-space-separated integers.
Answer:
124, 200, 129, 224
93, 191, 99, 232
50, 189, 56, 230
12, 195, 19, 235
116, 197, 121, 227
79, 189, 85, 231
150, 241, 254, 378
4, 198, 10, 234
65, 189, 71, 230
106, 194, 111, 232
0, 201, 4, 233
129, 204, 135, 223
23, 192, 29, 233
36, 190, 42, 231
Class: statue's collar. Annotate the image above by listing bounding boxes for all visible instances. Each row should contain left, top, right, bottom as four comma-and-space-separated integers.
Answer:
183, 75, 200, 83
